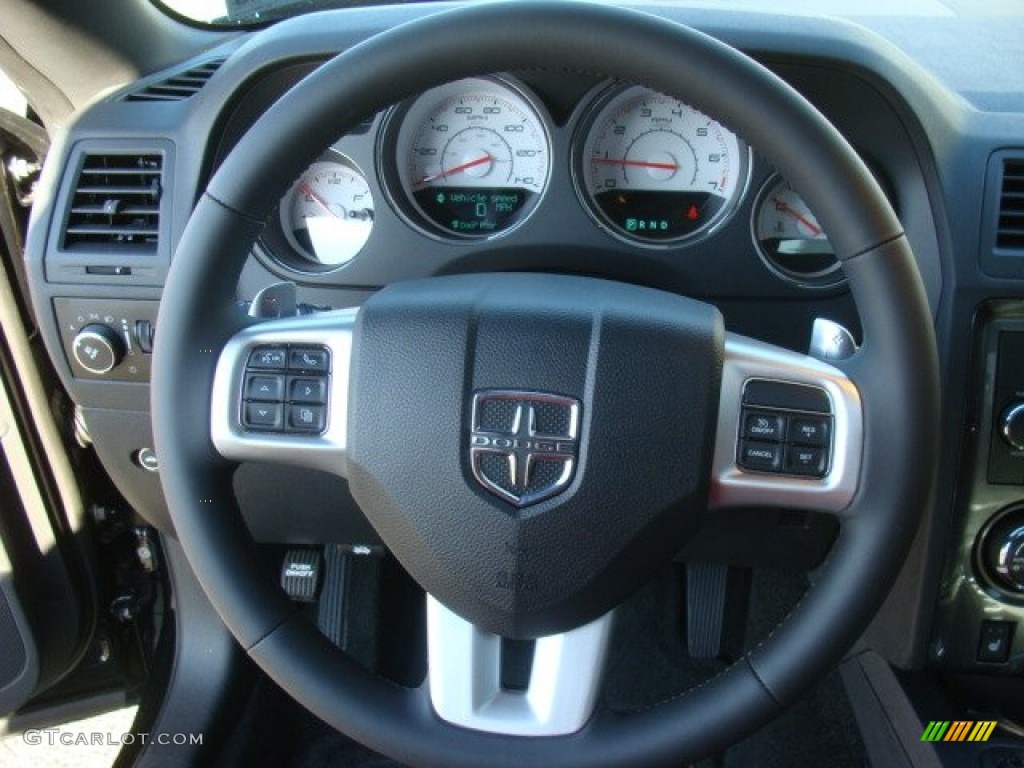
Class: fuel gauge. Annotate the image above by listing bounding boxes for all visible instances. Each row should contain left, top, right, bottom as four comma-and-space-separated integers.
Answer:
753, 175, 841, 285
280, 156, 374, 268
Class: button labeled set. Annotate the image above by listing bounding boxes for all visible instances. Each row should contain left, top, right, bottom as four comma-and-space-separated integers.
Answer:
242, 345, 330, 434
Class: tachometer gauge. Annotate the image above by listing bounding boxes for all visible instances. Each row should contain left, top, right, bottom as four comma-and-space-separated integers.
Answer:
385, 77, 551, 239
576, 85, 749, 246
281, 157, 374, 268
752, 174, 841, 285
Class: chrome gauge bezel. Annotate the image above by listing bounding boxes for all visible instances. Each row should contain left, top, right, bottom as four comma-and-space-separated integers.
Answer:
261, 150, 374, 276
750, 172, 845, 289
572, 82, 752, 250
378, 75, 553, 243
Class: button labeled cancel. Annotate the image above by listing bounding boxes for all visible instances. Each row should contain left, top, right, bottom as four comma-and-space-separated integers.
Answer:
739, 440, 783, 472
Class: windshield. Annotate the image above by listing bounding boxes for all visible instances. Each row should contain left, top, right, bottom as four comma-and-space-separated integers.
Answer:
157, 0, 1021, 26
157, 0, 435, 26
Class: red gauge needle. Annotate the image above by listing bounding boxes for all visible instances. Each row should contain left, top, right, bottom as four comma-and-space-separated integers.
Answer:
414, 155, 492, 187
298, 182, 341, 219
592, 157, 679, 171
771, 197, 822, 236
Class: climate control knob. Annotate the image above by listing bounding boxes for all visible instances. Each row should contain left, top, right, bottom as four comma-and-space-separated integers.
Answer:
1001, 402, 1024, 451
72, 324, 125, 375
980, 508, 1024, 594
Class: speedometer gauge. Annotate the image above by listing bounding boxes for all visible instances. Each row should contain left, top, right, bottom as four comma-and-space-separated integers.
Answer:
576, 85, 749, 246
384, 77, 551, 239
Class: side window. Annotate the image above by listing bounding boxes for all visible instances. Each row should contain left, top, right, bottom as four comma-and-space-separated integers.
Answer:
0, 66, 46, 321
0, 69, 27, 117
0, 67, 46, 211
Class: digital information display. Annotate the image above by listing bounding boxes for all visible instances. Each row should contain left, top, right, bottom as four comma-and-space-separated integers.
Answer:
591, 190, 725, 242
413, 188, 535, 235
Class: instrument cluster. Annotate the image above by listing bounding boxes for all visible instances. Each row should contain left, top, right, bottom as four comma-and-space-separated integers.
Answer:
262, 74, 850, 287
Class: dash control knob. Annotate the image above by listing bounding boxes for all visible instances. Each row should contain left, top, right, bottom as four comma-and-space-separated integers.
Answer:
72, 324, 125, 375
1001, 402, 1024, 451
980, 507, 1024, 593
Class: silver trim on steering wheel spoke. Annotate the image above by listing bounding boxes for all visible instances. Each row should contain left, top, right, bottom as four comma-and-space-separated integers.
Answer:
426, 596, 613, 737
210, 308, 356, 476
710, 332, 863, 515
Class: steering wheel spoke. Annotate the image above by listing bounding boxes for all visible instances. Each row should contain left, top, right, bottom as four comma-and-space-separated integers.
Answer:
709, 332, 863, 516
210, 308, 356, 476
426, 596, 614, 737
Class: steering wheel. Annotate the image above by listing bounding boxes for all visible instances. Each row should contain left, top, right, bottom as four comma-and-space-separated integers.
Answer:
152, 2, 938, 766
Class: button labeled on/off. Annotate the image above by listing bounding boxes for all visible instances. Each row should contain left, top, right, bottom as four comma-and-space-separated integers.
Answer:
743, 411, 785, 442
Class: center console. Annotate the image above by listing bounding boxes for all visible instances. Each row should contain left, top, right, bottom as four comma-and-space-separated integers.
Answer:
930, 302, 1024, 674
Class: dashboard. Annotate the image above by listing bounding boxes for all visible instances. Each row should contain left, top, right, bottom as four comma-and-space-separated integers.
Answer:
20, 0, 1024, 685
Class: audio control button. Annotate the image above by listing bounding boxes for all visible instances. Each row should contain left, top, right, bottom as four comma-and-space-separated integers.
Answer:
287, 404, 326, 433
245, 374, 285, 402
244, 402, 284, 430
249, 346, 288, 370
288, 377, 327, 404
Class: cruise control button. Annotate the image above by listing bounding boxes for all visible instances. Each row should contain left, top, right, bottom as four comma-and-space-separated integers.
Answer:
785, 445, 827, 477
289, 347, 329, 373
249, 346, 288, 369
246, 374, 285, 401
287, 404, 326, 433
743, 411, 786, 441
739, 440, 783, 472
289, 376, 327, 404
789, 417, 829, 447
244, 402, 283, 430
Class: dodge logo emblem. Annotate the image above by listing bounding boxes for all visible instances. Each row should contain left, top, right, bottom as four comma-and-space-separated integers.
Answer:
468, 390, 581, 507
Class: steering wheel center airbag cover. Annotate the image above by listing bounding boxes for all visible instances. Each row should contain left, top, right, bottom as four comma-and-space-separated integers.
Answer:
346, 274, 723, 637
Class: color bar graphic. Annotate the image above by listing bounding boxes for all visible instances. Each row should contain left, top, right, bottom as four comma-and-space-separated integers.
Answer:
920, 721, 997, 742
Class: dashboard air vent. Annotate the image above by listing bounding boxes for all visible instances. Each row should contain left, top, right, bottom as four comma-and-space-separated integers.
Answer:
63, 154, 162, 251
997, 158, 1024, 251
123, 59, 225, 103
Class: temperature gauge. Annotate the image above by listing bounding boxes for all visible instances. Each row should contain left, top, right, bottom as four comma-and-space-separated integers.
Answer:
753, 175, 841, 285
281, 157, 374, 268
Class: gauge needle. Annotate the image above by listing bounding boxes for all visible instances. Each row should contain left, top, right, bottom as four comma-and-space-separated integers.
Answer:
298, 182, 341, 219
771, 197, 822, 236
592, 157, 679, 171
414, 155, 493, 187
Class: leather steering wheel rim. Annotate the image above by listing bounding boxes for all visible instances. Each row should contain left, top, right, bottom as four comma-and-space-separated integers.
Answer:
152, 2, 939, 766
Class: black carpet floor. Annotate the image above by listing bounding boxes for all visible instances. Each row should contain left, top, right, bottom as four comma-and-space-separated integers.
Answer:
214, 565, 867, 768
